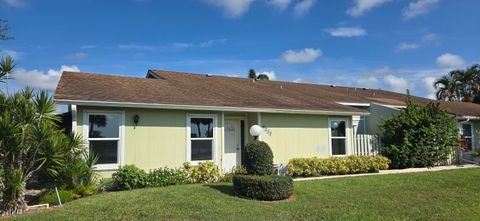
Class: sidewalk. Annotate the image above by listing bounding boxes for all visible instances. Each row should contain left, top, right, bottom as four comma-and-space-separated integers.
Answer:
294, 164, 480, 182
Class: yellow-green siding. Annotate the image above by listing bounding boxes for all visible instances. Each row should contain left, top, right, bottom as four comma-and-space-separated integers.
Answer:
76, 106, 222, 177
259, 113, 354, 165
75, 106, 356, 176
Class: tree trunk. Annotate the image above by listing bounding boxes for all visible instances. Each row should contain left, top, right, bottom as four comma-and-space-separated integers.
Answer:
1, 171, 28, 216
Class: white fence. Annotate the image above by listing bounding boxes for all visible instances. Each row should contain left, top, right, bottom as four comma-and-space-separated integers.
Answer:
353, 134, 382, 156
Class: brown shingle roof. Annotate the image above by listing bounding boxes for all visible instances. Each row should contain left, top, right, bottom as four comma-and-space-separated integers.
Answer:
54, 70, 480, 117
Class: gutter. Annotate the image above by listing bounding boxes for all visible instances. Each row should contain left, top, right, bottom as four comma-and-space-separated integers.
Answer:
55, 99, 370, 116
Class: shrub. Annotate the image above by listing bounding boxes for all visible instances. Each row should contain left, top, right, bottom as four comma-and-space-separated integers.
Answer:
73, 184, 97, 197
38, 189, 79, 205
286, 156, 390, 177
244, 141, 274, 175
183, 162, 221, 183
380, 97, 459, 169
112, 165, 148, 190
147, 167, 188, 187
232, 174, 293, 200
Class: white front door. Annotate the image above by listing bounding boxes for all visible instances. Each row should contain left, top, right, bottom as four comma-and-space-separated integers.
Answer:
223, 119, 241, 172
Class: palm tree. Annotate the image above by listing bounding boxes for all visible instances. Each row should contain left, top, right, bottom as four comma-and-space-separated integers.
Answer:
434, 64, 480, 103
248, 69, 257, 79
0, 55, 16, 96
247, 69, 269, 80
434, 71, 461, 101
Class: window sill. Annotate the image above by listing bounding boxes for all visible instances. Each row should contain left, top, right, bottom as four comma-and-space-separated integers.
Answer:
187, 160, 215, 165
94, 164, 121, 171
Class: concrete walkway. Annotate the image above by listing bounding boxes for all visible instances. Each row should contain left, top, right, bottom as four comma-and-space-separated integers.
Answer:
294, 164, 480, 182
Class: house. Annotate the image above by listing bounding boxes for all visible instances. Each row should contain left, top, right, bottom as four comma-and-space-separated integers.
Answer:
54, 70, 480, 176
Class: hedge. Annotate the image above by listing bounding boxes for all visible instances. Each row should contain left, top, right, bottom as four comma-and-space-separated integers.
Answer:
286, 156, 390, 177
232, 174, 293, 201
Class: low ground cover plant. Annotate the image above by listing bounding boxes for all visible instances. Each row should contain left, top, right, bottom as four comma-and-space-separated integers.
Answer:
286, 156, 390, 177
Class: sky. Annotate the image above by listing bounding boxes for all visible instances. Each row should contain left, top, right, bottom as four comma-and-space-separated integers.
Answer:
1, 0, 479, 100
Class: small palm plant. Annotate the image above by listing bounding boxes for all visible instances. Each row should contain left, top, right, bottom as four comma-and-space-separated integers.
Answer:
0, 89, 86, 215
0, 55, 16, 96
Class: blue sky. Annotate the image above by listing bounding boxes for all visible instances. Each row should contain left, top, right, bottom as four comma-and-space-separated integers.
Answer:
1, 0, 479, 99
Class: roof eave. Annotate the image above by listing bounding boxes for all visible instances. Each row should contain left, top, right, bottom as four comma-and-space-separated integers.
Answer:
56, 99, 370, 116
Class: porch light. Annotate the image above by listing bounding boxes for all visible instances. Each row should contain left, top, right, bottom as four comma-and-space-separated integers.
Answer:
250, 125, 263, 140
133, 114, 140, 129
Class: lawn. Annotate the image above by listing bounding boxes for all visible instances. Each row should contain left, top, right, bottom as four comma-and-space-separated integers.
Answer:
10, 168, 480, 221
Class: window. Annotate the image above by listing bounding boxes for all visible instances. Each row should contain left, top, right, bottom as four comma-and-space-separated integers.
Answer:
461, 123, 474, 152
85, 112, 123, 169
187, 115, 216, 162
330, 119, 347, 155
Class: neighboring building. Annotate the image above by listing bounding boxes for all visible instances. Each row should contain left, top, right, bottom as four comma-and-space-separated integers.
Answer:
55, 70, 480, 176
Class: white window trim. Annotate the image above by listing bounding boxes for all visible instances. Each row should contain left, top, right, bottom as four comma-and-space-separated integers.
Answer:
459, 122, 475, 153
83, 110, 125, 170
186, 114, 218, 164
328, 118, 349, 156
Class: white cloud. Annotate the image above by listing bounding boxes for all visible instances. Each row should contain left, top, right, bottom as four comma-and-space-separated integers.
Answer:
70, 52, 87, 60
80, 45, 96, 49
356, 76, 380, 88
371, 66, 392, 76
293, 78, 303, 83
281, 48, 322, 64
258, 71, 276, 80
403, 0, 439, 20
436, 53, 465, 68
395, 42, 422, 52
4, 0, 25, 7
422, 76, 437, 99
199, 39, 227, 48
203, 0, 254, 18
384, 74, 414, 93
268, 0, 291, 11
118, 44, 159, 51
172, 42, 194, 49
13, 65, 80, 91
347, 0, 392, 17
1, 49, 24, 60
325, 27, 367, 37
293, 0, 316, 17
395, 33, 439, 52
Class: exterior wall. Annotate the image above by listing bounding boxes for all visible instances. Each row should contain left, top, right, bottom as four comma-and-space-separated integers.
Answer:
75, 106, 223, 177
365, 103, 400, 134
258, 113, 354, 166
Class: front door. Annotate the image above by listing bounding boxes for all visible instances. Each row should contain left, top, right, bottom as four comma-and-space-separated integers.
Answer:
223, 119, 241, 172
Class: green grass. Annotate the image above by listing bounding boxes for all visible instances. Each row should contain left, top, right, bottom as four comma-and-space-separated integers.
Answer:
11, 168, 480, 221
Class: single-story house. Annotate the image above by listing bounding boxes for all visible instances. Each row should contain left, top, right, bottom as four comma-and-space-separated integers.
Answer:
54, 70, 480, 176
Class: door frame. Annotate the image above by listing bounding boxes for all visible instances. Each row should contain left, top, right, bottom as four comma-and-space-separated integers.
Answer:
222, 116, 247, 172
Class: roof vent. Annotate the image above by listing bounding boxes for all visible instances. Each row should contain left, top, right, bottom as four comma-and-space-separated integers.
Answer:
206, 74, 213, 77
362, 88, 367, 90
330, 85, 336, 88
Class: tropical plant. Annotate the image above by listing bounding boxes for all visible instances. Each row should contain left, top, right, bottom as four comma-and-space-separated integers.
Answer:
434, 64, 480, 103
0, 55, 16, 96
0, 89, 86, 215
379, 96, 459, 169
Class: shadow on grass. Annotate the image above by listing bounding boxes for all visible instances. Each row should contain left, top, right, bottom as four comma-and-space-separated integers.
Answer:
206, 184, 236, 196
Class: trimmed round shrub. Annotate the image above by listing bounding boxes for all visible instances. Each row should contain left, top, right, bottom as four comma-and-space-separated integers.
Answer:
244, 141, 274, 175
233, 174, 293, 201
112, 165, 148, 190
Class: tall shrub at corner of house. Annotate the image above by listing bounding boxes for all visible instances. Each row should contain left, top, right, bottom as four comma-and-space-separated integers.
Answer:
379, 96, 459, 169
112, 165, 148, 190
244, 141, 274, 175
